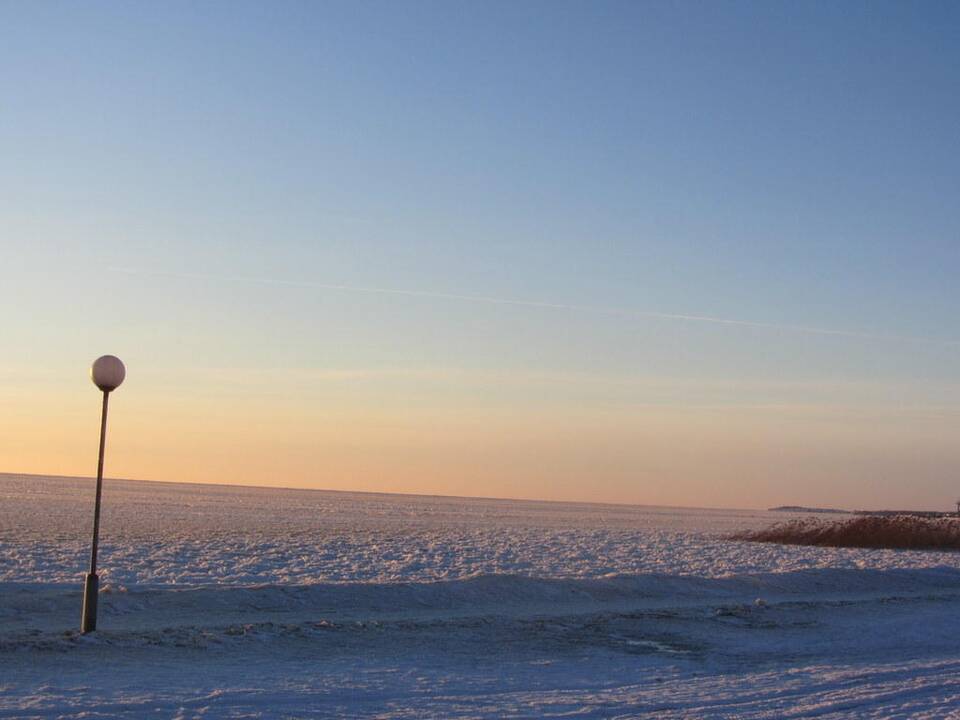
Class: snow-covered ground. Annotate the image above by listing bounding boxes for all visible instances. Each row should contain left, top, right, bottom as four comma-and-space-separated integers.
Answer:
3, 474, 960, 718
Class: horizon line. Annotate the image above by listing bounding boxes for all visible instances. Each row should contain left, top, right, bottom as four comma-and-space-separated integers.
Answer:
0, 469, 760, 514
6, 470, 956, 514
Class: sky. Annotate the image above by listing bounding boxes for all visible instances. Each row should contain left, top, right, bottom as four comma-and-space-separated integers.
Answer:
1, 0, 959, 510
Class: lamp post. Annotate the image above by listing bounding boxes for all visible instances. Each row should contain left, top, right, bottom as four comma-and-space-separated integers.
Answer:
81, 355, 126, 634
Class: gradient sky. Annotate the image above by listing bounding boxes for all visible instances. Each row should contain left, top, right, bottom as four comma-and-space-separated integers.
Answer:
2, 1, 959, 509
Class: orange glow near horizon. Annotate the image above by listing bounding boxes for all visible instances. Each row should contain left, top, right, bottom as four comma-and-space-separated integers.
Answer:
4, 367, 958, 511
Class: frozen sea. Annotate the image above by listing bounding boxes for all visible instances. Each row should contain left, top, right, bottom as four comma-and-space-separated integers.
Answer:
2, 473, 960, 719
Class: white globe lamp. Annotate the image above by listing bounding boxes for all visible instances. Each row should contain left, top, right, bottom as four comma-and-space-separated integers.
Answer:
90, 355, 125, 392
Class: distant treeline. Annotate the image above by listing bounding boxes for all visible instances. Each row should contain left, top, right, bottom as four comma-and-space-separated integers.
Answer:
769, 506, 848, 514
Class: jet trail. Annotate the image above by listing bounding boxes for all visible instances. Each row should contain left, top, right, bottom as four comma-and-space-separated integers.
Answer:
106, 266, 959, 348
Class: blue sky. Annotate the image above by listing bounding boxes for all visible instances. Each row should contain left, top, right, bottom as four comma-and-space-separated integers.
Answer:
2, 1, 959, 507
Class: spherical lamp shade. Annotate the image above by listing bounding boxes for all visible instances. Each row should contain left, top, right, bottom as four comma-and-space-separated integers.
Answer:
90, 355, 126, 392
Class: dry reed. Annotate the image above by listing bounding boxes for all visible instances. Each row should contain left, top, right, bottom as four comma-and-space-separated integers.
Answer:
731, 515, 960, 550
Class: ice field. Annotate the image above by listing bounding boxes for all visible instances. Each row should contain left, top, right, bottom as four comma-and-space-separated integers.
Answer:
3, 473, 960, 718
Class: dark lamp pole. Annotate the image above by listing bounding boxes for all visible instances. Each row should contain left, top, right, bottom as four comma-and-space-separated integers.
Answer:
81, 355, 125, 634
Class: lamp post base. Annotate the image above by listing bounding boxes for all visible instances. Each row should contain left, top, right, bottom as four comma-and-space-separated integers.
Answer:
81, 573, 99, 633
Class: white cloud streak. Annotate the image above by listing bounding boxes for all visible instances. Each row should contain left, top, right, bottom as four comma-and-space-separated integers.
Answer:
106, 266, 959, 348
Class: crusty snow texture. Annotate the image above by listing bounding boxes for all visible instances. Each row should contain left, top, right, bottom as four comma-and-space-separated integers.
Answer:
3, 474, 960, 719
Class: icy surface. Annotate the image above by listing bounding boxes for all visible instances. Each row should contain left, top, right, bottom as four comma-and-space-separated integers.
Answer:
3, 473, 960, 718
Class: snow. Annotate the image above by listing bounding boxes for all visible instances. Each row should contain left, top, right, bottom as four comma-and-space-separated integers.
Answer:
2, 473, 960, 718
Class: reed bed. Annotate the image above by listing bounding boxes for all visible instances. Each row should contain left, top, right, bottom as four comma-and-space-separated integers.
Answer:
732, 515, 960, 550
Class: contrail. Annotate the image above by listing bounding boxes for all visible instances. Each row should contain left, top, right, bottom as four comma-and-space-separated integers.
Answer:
106, 266, 959, 348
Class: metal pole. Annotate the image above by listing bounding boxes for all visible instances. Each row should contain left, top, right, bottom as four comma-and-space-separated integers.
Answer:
81, 390, 110, 633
